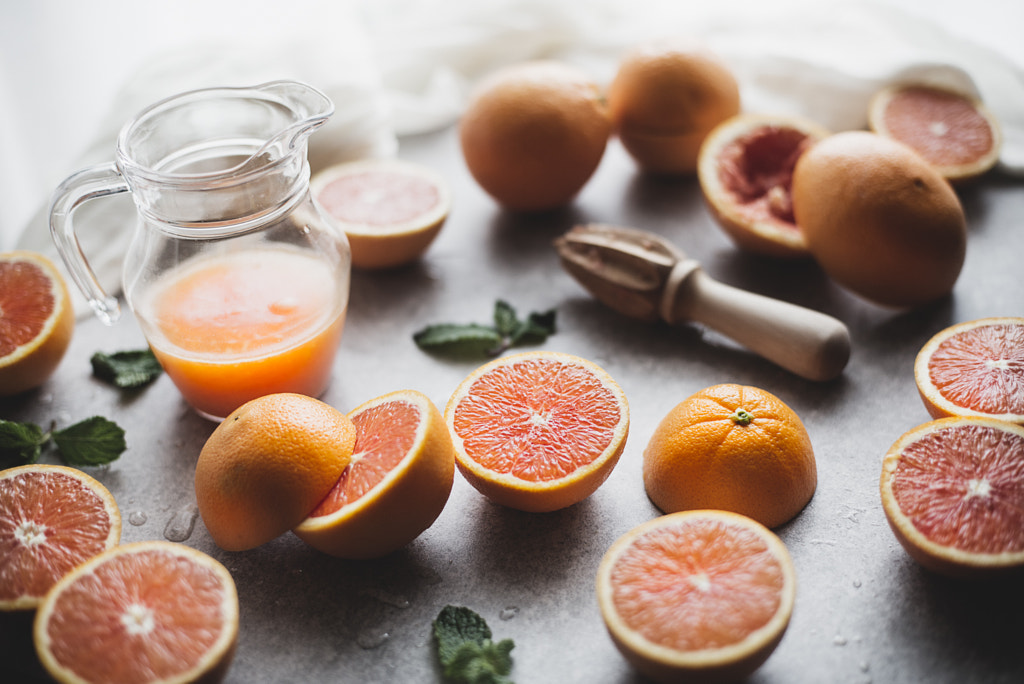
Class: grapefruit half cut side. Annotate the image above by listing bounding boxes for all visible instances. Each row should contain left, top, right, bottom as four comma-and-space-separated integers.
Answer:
294, 389, 455, 559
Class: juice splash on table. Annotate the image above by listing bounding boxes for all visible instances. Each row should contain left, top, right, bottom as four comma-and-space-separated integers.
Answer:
137, 247, 346, 420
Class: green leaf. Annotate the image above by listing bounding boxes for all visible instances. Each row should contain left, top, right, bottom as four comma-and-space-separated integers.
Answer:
433, 606, 514, 684
493, 300, 520, 338
0, 419, 47, 468
508, 309, 556, 347
52, 417, 126, 466
91, 349, 163, 389
413, 324, 504, 357
445, 640, 515, 684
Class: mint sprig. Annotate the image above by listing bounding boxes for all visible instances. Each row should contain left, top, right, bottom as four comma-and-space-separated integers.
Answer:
91, 349, 163, 389
0, 417, 126, 468
433, 606, 514, 684
414, 300, 556, 357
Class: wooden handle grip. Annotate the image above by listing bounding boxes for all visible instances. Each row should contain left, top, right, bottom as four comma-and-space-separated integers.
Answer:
662, 261, 851, 381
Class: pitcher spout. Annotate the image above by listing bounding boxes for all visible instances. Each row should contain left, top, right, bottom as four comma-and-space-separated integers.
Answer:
257, 80, 334, 151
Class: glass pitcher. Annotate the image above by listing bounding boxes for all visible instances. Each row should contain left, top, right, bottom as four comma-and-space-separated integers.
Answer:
49, 81, 352, 421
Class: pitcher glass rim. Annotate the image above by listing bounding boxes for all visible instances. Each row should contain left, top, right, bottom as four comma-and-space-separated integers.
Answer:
114, 79, 333, 186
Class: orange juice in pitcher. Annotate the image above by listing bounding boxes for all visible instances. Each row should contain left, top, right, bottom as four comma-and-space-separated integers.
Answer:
49, 81, 351, 420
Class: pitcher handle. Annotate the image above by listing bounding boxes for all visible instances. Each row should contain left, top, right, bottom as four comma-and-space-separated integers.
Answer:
48, 162, 130, 325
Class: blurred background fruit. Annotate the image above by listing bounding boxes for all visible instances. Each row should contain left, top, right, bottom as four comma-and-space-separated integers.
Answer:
792, 131, 966, 308
0, 252, 74, 397
869, 82, 1002, 183
459, 61, 610, 212
607, 41, 740, 175
311, 158, 451, 270
697, 113, 829, 258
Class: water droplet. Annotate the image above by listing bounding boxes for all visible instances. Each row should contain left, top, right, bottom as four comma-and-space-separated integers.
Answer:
853, 579, 862, 588
356, 628, 391, 649
163, 505, 198, 542
499, 606, 519, 621
860, 661, 870, 673
40, 393, 53, 404
360, 587, 409, 609
833, 634, 848, 646
128, 511, 148, 526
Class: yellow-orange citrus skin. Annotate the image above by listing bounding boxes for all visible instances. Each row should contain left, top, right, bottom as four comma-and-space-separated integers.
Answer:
34, 541, 239, 684
445, 351, 630, 513
868, 83, 1002, 183
607, 42, 741, 175
643, 383, 817, 529
698, 113, 830, 258
0, 252, 75, 397
880, 417, 1024, 579
194, 393, 356, 552
914, 317, 1024, 425
792, 131, 966, 309
597, 510, 796, 684
0, 465, 121, 612
311, 159, 451, 270
459, 60, 611, 212
293, 389, 455, 559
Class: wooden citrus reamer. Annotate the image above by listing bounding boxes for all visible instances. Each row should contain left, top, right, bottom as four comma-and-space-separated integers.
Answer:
555, 223, 851, 381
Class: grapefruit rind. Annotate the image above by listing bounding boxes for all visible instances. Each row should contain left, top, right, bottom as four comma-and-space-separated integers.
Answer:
33, 540, 239, 684
596, 510, 795, 684
0, 464, 122, 612
0, 251, 75, 397
880, 417, 1024, 579
311, 158, 451, 270
868, 83, 1002, 183
914, 317, 1024, 425
444, 351, 630, 513
697, 113, 830, 259
293, 389, 456, 559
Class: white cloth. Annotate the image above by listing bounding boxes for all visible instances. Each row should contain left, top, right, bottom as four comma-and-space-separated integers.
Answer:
16, 0, 1024, 317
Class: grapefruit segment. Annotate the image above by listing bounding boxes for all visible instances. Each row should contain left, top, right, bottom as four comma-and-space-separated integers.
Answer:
0, 251, 75, 397
880, 417, 1024, 578
311, 158, 451, 270
294, 389, 456, 559
444, 351, 630, 512
0, 465, 121, 612
914, 317, 1024, 425
868, 83, 1001, 183
697, 114, 829, 258
33, 540, 239, 684
597, 510, 795, 683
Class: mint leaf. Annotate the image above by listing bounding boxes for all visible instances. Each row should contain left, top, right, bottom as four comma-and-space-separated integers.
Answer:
415, 301, 556, 358
493, 300, 519, 338
508, 309, 556, 347
433, 606, 514, 684
413, 324, 504, 357
0, 419, 47, 468
52, 417, 126, 466
91, 349, 163, 389
446, 640, 514, 684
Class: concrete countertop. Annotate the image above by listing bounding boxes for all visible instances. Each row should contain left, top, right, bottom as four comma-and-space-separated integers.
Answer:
3, 125, 1023, 684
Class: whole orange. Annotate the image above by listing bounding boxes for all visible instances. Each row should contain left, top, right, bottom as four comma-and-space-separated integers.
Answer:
459, 60, 611, 212
643, 384, 817, 529
792, 131, 966, 308
194, 393, 356, 552
607, 41, 741, 175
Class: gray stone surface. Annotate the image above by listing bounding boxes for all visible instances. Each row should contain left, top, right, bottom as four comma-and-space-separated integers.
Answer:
4, 127, 1023, 683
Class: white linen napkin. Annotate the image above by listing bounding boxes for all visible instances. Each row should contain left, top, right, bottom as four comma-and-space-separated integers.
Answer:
17, 0, 1024, 319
